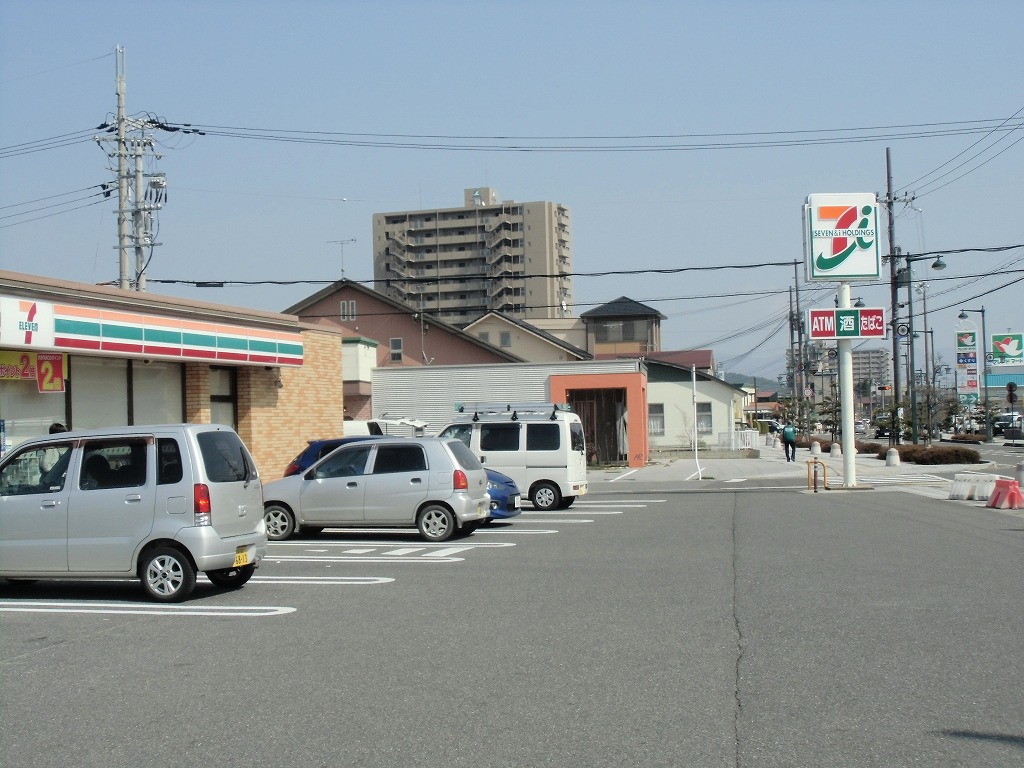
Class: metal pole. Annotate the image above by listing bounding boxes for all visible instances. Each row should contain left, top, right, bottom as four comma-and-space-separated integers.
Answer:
838, 282, 857, 487
886, 148, 901, 445
793, 261, 806, 438
981, 306, 991, 442
906, 256, 918, 442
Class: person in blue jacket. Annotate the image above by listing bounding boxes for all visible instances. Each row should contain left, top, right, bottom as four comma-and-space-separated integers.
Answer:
781, 420, 798, 462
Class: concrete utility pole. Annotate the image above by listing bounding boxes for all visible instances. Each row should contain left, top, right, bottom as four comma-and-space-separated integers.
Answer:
116, 47, 130, 290
98, 46, 166, 292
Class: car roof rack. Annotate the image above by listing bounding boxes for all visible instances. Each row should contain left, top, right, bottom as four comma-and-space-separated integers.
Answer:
453, 402, 572, 422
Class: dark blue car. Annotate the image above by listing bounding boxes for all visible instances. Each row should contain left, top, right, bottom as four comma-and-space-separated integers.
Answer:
283, 436, 384, 476
485, 469, 521, 521
284, 438, 521, 522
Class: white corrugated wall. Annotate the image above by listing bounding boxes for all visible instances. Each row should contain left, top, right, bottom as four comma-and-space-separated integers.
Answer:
372, 360, 642, 435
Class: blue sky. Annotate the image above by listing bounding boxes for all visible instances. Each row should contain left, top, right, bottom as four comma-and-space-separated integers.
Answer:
2, 1, 1022, 382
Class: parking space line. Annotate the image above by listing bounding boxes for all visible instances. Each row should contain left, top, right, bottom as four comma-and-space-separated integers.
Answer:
0, 600, 296, 617
248, 576, 393, 586
268, 554, 463, 563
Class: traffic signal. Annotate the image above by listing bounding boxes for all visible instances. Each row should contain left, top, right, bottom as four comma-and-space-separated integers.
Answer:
877, 385, 891, 392
1009, 382, 1018, 404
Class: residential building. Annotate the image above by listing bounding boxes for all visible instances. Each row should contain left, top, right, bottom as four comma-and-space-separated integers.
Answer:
581, 296, 665, 357
372, 187, 573, 327
284, 279, 522, 419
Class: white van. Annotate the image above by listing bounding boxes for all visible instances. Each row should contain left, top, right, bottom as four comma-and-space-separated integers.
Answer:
343, 417, 427, 437
437, 402, 588, 510
0, 423, 267, 602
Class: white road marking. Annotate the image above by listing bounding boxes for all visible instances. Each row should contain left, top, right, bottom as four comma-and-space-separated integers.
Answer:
268, 554, 463, 564
608, 469, 639, 482
0, 600, 295, 617
510, 518, 594, 524
248, 576, 393, 586
523, 510, 621, 515
269, 541, 515, 550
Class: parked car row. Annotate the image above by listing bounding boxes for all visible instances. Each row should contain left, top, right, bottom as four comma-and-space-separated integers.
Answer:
1, 405, 587, 602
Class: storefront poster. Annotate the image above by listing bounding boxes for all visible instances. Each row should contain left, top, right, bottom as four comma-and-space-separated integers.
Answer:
0, 351, 66, 393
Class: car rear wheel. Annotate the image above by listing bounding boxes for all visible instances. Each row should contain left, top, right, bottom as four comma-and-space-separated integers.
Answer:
206, 564, 256, 589
264, 504, 296, 541
417, 505, 455, 542
557, 496, 576, 509
140, 546, 196, 603
530, 481, 561, 511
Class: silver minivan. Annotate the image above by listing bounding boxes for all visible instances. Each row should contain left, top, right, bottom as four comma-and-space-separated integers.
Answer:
263, 437, 489, 542
0, 424, 267, 602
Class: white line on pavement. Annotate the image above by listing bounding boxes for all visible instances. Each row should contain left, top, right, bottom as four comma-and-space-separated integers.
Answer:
0, 601, 296, 617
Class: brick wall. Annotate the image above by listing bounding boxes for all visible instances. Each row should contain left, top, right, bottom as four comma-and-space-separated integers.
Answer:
244, 327, 346, 480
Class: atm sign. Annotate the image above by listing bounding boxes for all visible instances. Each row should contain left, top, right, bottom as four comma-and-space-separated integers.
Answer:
808, 308, 886, 339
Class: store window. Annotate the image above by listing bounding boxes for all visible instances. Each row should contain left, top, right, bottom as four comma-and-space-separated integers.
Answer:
209, 367, 237, 428
132, 360, 183, 424
70, 357, 129, 429
0, 378, 66, 452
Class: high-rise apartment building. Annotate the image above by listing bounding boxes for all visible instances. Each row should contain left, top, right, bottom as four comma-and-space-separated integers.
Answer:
372, 187, 572, 327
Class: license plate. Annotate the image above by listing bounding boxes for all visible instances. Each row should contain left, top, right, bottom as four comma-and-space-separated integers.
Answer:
233, 546, 250, 567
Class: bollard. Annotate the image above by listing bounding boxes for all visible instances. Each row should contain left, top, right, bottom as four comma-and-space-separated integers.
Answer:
810, 441, 821, 456
1017, 462, 1024, 489
830, 442, 842, 458
806, 459, 827, 492
885, 447, 901, 467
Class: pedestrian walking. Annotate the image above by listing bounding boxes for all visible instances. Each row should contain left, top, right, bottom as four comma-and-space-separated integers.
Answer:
782, 420, 798, 462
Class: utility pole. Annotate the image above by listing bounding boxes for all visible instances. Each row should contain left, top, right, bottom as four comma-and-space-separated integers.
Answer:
96, 46, 167, 291
793, 260, 807, 436
115, 47, 130, 290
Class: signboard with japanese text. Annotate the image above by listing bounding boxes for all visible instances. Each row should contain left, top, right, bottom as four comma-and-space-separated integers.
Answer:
0, 351, 66, 393
807, 308, 887, 340
991, 333, 1023, 365
956, 328, 981, 407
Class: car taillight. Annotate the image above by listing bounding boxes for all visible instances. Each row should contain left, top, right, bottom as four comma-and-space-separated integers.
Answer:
194, 483, 212, 526
283, 462, 299, 476
453, 469, 468, 490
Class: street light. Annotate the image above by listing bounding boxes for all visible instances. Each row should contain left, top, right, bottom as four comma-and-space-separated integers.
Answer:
958, 306, 990, 441
893, 253, 945, 442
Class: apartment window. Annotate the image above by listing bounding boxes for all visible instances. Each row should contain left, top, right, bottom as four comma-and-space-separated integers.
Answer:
696, 402, 713, 435
389, 338, 403, 363
648, 404, 665, 437
478, 332, 490, 343
499, 332, 512, 348
339, 300, 357, 321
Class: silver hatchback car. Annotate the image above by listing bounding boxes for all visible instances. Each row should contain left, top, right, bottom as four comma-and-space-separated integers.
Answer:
0, 424, 266, 602
263, 437, 489, 542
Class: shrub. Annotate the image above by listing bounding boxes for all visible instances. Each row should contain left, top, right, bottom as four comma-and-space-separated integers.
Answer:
951, 432, 986, 443
873, 444, 981, 464
911, 446, 981, 465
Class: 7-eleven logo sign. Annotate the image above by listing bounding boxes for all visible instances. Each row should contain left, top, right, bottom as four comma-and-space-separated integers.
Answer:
805, 193, 882, 282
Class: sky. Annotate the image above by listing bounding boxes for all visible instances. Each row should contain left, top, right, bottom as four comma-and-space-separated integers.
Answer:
1, 1, 1022, 386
